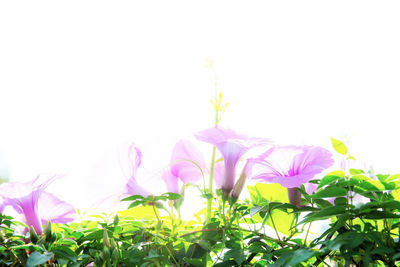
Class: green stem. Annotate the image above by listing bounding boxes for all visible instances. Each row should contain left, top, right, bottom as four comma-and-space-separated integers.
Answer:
206, 146, 217, 224
269, 210, 281, 243
152, 204, 162, 242
304, 221, 312, 245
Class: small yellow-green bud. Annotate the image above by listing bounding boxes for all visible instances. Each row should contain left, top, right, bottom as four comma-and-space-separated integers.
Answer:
103, 229, 110, 248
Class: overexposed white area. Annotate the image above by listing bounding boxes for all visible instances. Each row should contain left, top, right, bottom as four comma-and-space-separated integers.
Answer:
1, 1, 399, 213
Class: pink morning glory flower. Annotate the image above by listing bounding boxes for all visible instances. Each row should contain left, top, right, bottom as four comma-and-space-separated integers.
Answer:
195, 126, 270, 196
121, 144, 152, 198
93, 144, 153, 212
246, 145, 334, 206
0, 175, 76, 235
162, 139, 207, 194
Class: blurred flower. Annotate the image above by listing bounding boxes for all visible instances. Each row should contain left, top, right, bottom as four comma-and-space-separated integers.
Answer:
162, 139, 207, 194
246, 145, 334, 206
0, 175, 76, 235
38, 192, 76, 224
0, 196, 5, 213
93, 144, 153, 212
120, 144, 152, 198
195, 126, 270, 196
212, 160, 225, 189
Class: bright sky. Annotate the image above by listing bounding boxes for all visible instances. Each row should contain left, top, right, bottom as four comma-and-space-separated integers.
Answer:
1, 1, 399, 213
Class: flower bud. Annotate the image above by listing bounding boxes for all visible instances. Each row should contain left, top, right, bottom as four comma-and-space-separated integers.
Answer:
103, 229, 110, 248
44, 221, 52, 242
29, 226, 39, 244
112, 249, 120, 262
102, 246, 110, 261
113, 215, 119, 226
94, 254, 102, 266
230, 168, 247, 203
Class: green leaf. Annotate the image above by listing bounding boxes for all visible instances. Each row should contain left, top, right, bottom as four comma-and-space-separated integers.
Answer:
331, 137, 348, 155
327, 231, 364, 250
52, 246, 77, 263
271, 249, 315, 266
183, 257, 203, 267
198, 240, 212, 251
356, 180, 385, 192
349, 168, 364, 175
224, 248, 246, 265
361, 211, 400, 219
121, 195, 145, 202
371, 247, 395, 254
309, 187, 347, 199
26, 252, 53, 267
348, 154, 356, 160
301, 205, 347, 224
334, 197, 347, 206
249, 206, 263, 217
318, 171, 345, 189
162, 192, 182, 200
361, 200, 400, 210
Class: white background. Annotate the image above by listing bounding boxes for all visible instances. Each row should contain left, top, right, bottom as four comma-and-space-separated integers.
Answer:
1, 1, 399, 213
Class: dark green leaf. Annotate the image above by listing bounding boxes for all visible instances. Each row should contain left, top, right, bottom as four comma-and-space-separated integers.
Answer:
26, 252, 53, 267
183, 257, 203, 267
361, 211, 400, 219
318, 171, 345, 189
224, 248, 246, 265
52, 246, 77, 263
309, 187, 347, 199
301, 206, 347, 224
271, 249, 315, 266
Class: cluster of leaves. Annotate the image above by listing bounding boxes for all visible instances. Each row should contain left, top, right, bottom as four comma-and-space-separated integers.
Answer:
3, 170, 400, 266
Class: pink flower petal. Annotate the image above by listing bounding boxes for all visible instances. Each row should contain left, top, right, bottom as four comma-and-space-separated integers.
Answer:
39, 192, 76, 224
195, 126, 270, 194
170, 140, 206, 184
247, 145, 334, 189
161, 169, 180, 194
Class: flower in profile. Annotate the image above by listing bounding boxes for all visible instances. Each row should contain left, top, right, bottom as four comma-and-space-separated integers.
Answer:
0, 175, 76, 235
93, 143, 152, 212
162, 139, 207, 194
195, 126, 270, 196
121, 144, 151, 198
246, 145, 334, 206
